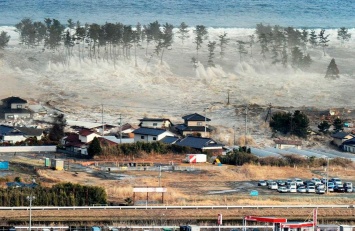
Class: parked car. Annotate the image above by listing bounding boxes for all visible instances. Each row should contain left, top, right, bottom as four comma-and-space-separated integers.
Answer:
276, 180, 286, 186
278, 186, 288, 193
304, 180, 315, 187
285, 179, 294, 185
307, 186, 316, 193
294, 178, 304, 186
334, 186, 345, 193
316, 188, 325, 194
321, 178, 328, 184
268, 182, 278, 190
297, 186, 307, 193
258, 180, 267, 186
311, 178, 322, 185
343, 182, 353, 192
317, 183, 325, 190
287, 185, 297, 193
266, 180, 274, 186
331, 178, 342, 186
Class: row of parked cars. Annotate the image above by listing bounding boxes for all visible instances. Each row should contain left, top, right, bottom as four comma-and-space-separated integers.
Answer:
258, 177, 353, 194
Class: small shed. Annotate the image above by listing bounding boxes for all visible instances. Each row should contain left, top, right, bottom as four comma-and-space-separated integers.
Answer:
51, 159, 64, 170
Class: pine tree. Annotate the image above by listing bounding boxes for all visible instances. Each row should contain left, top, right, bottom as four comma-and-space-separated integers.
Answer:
0, 31, 10, 49
237, 40, 248, 61
325, 58, 339, 79
207, 41, 216, 67
194, 25, 208, 62
248, 34, 255, 57
258, 33, 269, 58
337, 27, 351, 45
309, 30, 318, 47
218, 32, 229, 58
333, 117, 343, 132
318, 29, 330, 56
318, 121, 330, 133
177, 22, 190, 46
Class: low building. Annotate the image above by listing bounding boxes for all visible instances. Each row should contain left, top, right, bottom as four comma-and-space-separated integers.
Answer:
331, 131, 354, 147
342, 137, 355, 153
133, 127, 176, 142
138, 118, 173, 129
0, 125, 44, 144
174, 136, 224, 154
274, 139, 302, 149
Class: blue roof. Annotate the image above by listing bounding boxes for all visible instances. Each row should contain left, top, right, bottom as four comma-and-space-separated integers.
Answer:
175, 136, 223, 149
160, 136, 179, 144
133, 127, 168, 136
331, 131, 352, 139
6, 182, 38, 188
182, 113, 211, 121
0, 125, 14, 135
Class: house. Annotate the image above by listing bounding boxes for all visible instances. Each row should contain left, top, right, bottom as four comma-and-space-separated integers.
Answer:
132, 127, 176, 142
138, 118, 173, 129
176, 113, 211, 138
61, 129, 101, 155
274, 139, 302, 149
0, 125, 44, 144
0, 96, 31, 120
99, 136, 135, 145
174, 136, 224, 154
115, 123, 138, 138
342, 138, 355, 153
331, 131, 354, 147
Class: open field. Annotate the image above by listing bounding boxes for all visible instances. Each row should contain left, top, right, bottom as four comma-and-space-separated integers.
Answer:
1, 154, 355, 224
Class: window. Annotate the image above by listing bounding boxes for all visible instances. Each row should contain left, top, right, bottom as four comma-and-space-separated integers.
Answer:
153, 137, 157, 141
17, 105, 22, 109
7, 115, 14, 119
197, 122, 202, 126
141, 136, 145, 139
153, 123, 158, 126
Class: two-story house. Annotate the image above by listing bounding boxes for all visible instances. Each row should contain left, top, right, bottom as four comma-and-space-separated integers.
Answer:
133, 127, 176, 142
0, 96, 31, 120
175, 113, 211, 138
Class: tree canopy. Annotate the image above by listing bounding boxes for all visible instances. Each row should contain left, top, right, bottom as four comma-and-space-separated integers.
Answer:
270, 110, 309, 138
325, 58, 339, 79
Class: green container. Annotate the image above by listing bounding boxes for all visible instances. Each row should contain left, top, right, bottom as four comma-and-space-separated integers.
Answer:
45, 158, 50, 167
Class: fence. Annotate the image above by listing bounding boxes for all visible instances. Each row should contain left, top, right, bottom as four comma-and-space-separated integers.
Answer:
0, 146, 57, 153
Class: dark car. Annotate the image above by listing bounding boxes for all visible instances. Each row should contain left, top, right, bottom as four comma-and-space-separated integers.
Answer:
334, 186, 345, 193
276, 180, 286, 186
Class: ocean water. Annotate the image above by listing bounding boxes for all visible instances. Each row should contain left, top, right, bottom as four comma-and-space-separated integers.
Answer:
0, 0, 354, 28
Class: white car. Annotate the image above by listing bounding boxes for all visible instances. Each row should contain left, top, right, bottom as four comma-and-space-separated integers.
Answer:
278, 186, 288, 193
317, 183, 325, 189
307, 186, 316, 193
295, 178, 304, 186
311, 178, 321, 185
287, 185, 297, 193
268, 182, 278, 190
297, 186, 307, 193
331, 178, 342, 186
316, 188, 325, 194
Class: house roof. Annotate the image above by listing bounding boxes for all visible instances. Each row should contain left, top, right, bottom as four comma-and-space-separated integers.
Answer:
274, 139, 302, 145
6, 182, 38, 188
139, 118, 171, 122
175, 124, 212, 132
342, 137, 355, 145
0, 125, 43, 136
1, 96, 27, 105
79, 129, 95, 136
175, 136, 223, 150
14, 127, 43, 136
133, 127, 172, 136
182, 113, 211, 121
160, 136, 179, 144
101, 136, 135, 144
331, 131, 352, 139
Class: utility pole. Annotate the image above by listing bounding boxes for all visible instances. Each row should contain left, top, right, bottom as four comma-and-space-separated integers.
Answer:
119, 114, 122, 144
227, 90, 230, 105
101, 104, 104, 136
326, 157, 329, 195
204, 107, 208, 137
245, 105, 248, 148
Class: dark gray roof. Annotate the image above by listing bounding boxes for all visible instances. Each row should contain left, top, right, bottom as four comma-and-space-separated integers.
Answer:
175, 124, 212, 132
139, 118, 171, 122
160, 136, 179, 144
182, 113, 211, 121
0, 125, 43, 136
1, 96, 27, 105
133, 127, 168, 136
175, 136, 223, 150
331, 131, 352, 139
342, 137, 355, 145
